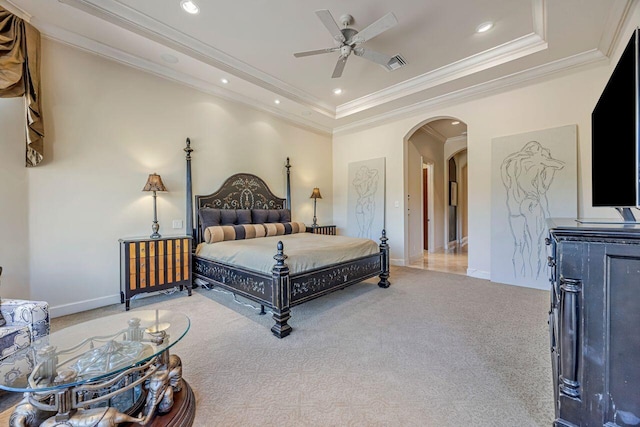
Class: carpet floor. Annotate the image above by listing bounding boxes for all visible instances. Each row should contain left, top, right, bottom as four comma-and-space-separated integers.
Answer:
0, 266, 554, 426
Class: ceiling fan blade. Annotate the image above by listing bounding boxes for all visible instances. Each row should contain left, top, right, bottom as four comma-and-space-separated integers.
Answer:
315, 9, 346, 43
332, 56, 348, 78
353, 47, 392, 66
347, 12, 398, 45
294, 47, 339, 58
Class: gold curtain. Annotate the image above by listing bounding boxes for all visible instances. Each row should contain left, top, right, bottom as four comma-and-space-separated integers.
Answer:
0, 6, 44, 167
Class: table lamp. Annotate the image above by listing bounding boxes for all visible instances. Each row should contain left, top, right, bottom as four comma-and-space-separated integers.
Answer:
142, 173, 168, 239
310, 187, 322, 226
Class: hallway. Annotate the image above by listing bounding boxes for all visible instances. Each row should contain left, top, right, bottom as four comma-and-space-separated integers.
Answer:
409, 245, 468, 275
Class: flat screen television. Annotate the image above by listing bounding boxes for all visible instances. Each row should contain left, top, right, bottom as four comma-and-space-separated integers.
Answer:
591, 28, 640, 221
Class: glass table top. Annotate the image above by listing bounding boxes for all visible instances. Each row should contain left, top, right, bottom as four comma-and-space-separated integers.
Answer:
0, 309, 190, 393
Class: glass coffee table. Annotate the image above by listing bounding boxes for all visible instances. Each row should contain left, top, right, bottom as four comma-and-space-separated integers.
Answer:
0, 309, 195, 426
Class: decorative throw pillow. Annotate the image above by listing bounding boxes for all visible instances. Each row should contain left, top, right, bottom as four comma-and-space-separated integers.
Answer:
199, 208, 221, 228
278, 209, 291, 223
204, 224, 267, 243
236, 209, 252, 224
220, 209, 238, 225
264, 223, 286, 236
251, 209, 269, 224
278, 222, 306, 234
205, 225, 236, 243
267, 210, 281, 223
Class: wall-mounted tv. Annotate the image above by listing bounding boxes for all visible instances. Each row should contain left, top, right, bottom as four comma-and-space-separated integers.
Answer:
591, 28, 640, 221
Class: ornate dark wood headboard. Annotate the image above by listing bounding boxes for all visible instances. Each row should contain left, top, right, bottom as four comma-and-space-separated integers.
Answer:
184, 138, 292, 242
195, 173, 287, 211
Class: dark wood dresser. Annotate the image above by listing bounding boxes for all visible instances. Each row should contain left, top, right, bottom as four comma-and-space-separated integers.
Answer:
119, 236, 193, 310
547, 219, 640, 427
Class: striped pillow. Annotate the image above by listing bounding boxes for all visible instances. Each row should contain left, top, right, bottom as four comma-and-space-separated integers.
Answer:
263, 222, 306, 236
204, 224, 266, 243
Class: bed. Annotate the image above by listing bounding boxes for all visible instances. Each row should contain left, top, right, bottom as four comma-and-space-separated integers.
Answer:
184, 139, 390, 338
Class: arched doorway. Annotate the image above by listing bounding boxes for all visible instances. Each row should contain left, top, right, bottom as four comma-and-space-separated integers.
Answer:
404, 117, 468, 274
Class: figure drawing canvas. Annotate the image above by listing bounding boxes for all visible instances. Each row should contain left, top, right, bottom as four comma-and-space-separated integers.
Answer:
347, 158, 385, 240
491, 125, 577, 289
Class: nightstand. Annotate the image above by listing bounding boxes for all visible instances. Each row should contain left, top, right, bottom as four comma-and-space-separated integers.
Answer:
306, 225, 336, 235
119, 236, 192, 310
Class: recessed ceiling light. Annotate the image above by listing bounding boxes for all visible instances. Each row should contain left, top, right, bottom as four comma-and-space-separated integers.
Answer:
333, 88, 343, 95
160, 54, 178, 64
476, 21, 493, 33
180, 0, 199, 14
451, 120, 460, 125
220, 78, 229, 84
274, 99, 281, 105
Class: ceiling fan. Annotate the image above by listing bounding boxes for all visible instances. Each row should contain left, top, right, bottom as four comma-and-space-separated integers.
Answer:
294, 10, 398, 78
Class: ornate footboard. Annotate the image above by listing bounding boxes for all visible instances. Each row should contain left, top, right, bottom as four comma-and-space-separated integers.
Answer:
193, 230, 390, 338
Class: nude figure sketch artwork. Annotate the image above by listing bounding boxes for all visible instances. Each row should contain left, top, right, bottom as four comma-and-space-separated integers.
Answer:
491, 125, 577, 290
347, 158, 385, 240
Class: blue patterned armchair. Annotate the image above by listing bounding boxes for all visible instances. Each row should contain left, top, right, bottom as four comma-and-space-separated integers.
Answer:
0, 299, 50, 360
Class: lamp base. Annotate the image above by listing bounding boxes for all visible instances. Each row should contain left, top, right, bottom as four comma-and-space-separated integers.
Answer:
151, 221, 161, 239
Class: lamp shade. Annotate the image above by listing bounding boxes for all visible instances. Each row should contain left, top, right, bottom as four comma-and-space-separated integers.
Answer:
309, 187, 322, 199
142, 173, 168, 192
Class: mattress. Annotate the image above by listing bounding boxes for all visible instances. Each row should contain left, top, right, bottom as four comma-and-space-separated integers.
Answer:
195, 232, 379, 275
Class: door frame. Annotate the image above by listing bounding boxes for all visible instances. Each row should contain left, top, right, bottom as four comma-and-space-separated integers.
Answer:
423, 161, 435, 253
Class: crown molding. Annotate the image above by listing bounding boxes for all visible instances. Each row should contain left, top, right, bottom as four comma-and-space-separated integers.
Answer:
416, 125, 447, 143
57, 0, 556, 121
598, 0, 634, 57
35, 19, 332, 136
336, 33, 548, 118
30, 0, 614, 139
58, 0, 336, 118
333, 48, 607, 136
446, 135, 468, 145
335, 0, 548, 118
0, 0, 31, 21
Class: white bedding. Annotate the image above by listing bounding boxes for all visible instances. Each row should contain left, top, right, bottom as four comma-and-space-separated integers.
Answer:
195, 233, 379, 275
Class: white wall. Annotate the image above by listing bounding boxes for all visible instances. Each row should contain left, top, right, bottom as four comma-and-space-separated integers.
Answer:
18, 39, 332, 316
0, 97, 30, 299
333, 32, 629, 277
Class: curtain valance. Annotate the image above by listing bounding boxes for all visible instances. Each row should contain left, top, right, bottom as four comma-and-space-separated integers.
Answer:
0, 6, 44, 167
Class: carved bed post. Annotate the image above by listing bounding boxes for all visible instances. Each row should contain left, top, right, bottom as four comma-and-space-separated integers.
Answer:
378, 229, 390, 288
184, 138, 194, 240
285, 157, 291, 210
271, 241, 292, 338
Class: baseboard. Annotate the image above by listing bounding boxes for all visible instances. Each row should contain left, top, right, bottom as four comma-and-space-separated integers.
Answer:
466, 268, 490, 280
390, 258, 405, 266
490, 280, 548, 291
50, 294, 120, 318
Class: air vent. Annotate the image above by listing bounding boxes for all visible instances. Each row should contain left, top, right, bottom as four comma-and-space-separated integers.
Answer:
383, 54, 407, 71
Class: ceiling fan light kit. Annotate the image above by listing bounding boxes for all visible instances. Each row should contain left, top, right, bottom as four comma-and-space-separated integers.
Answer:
294, 9, 404, 78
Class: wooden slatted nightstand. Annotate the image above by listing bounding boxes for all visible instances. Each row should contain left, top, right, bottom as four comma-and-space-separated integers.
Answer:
306, 225, 336, 235
119, 236, 192, 310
